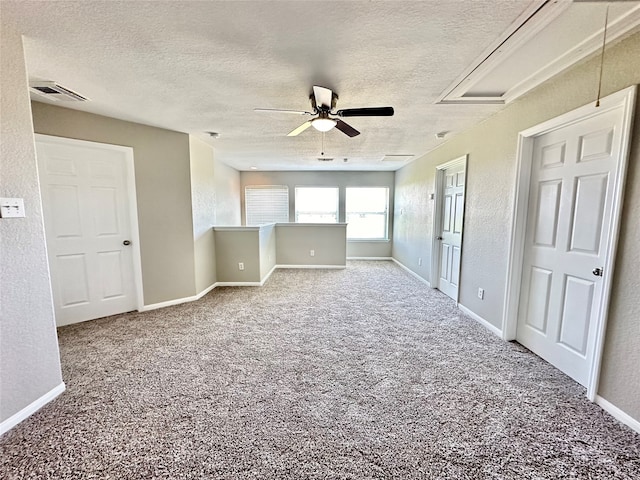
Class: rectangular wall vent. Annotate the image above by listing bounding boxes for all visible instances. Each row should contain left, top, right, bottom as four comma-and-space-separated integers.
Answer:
383, 155, 414, 162
29, 81, 88, 102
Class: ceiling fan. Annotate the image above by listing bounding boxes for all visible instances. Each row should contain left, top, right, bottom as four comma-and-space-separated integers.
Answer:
255, 86, 394, 137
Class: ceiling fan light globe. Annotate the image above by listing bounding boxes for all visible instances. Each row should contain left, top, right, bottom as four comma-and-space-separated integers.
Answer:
312, 118, 337, 132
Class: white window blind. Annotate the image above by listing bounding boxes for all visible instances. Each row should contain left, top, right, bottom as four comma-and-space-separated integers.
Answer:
245, 185, 289, 225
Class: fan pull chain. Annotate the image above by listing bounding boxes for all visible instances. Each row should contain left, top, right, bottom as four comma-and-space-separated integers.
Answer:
595, 4, 610, 108
321, 132, 325, 157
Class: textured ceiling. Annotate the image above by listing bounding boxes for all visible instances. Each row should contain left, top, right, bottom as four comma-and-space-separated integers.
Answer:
0, 0, 620, 171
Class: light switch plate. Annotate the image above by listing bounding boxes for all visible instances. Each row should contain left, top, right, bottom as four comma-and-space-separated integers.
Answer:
0, 198, 26, 218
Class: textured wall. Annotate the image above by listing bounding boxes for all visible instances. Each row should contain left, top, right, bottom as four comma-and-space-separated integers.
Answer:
598, 92, 640, 419
393, 32, 640, 421
0, 26, 63, 423
276, 224, 347, 266
189, 136, 217, 293
213, 229, 261, 282
31, 102, 196, 305
259, 224, 277, 279
240, 171, 394, 257
214, 158, 241, 226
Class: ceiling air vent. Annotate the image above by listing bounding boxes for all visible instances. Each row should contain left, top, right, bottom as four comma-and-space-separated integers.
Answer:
317, 157, 334, 162
29, 81, 88, 102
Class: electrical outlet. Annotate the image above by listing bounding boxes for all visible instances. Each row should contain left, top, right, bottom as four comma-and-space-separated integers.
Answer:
418, 257, 422, 266
310, 249, 315, 257
238, 262, 244, 271
478, 288, 484, 300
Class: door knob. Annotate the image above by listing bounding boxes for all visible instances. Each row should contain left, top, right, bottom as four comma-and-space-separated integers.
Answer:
436, 236, 443, 240
592, 267, 603, 277
123, 240, 131, 246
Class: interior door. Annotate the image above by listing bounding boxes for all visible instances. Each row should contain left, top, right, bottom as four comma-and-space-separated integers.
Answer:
36, 137, 138, 326
516, 107, 627, 386
436, 160, 466, 300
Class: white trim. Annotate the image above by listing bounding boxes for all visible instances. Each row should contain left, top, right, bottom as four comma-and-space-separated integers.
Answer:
34, 134, 145, 313
458, 304, 502, 338
347, 239, 391, 243
195, 282, 217, 300
261, 264, 277, 284
437, 0, 567, 104
587, 86, 637, 401
275, 264, 346, 269
391, 258, 431, 287
213, 225, 264, 231
0, 382, 65, 435
139, 294, 201, 312
502, 133, 534, 341
502, 86, 637, 400
139, 263, 342, 311
276, 222, 348, 227
124, 147, 144, 311
595, 396, 640, 435
438, 3, 640, 105
141, 282, 221, 310
347, 257, 393, 261
431, 155, 468, 300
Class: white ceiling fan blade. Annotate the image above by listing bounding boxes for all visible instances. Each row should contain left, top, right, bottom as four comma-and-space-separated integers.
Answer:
313, 86, 333, 109
287, 120, 313, 136
254, 108, 311, 115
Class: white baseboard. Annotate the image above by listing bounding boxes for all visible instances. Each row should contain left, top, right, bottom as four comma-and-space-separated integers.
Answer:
595, 395, 640, 434
347, 257, 393, 261
390, 258, 431, 287
276, 264, 346, 269
141, 281, 218, 311
1, 382, 65, 436
140, 294, 201, 312
140, 264, 343, 312
458, 304, 503, 337
195, 282, 217, 300
261, 264, 277, 284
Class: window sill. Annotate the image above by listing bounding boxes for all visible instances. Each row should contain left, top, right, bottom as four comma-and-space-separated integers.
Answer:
347, 239, 390, 243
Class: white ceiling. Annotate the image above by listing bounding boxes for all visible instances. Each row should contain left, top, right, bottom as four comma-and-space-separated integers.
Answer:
3, 0, 638, 171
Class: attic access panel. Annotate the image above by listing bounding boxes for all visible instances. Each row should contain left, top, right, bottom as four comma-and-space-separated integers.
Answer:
438, 0, 640, 105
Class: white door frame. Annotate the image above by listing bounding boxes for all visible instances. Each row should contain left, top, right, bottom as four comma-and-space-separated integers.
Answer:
501, 86, 636, 401
35, 134, 145, 313
431, 154, 468, 301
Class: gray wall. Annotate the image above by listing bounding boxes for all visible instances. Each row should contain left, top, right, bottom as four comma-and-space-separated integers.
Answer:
215, 158, 241, 226
240, 171, 394, 257
214, 228, 261, 283
259, 224, 277, 279
189, 136, 218, 293
393, 32, 640, 421
31, 102, 196, 306
276, 224, 347, 266
0, 26, 64, 424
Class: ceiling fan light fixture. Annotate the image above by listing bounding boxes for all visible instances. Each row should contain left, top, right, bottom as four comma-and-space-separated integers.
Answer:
312, 117, 337, 132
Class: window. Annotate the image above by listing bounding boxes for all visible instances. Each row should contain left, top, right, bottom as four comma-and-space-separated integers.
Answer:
295, 187, 339, 223
245, 185, 289, 225
346, 187, 389, 239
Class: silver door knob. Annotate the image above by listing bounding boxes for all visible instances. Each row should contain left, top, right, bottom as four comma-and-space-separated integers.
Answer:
123, 240, 131, 246
592, 267, 603, 277
436, 236, 443, 240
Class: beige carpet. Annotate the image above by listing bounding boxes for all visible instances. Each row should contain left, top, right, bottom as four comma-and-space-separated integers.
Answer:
1, 261, 639, 479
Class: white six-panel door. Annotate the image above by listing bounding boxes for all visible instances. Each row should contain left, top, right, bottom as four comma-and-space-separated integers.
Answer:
436, 159, 466, 301
516, 107, 627, 387
36, 136, 139, 326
